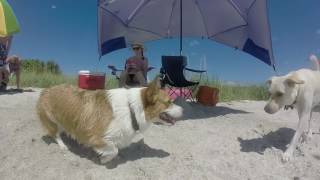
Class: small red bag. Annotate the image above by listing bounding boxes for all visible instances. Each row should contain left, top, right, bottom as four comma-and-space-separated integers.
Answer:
196, 86, 219, 106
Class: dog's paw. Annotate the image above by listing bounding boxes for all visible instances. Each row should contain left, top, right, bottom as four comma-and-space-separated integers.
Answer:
301, 131, 313, 143
58, 143, 68, 150
100, 155, 116, 164
284, 105, 294, 110
282, 152, 293, 162
307, 130, 313, 140
56, 138, 68, 150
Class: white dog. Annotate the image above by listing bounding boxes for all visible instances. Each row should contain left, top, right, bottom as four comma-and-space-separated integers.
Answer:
264, 54, 320, 162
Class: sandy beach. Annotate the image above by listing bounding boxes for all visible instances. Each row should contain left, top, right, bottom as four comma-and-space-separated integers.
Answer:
0, 88, 320, 180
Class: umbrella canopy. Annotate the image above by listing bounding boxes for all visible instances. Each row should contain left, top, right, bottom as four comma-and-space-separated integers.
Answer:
0, 0, 20, 37
98, 0, 275, 69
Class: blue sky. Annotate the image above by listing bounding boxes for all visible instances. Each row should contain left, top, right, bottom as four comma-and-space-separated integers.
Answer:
7, 0, 320, 84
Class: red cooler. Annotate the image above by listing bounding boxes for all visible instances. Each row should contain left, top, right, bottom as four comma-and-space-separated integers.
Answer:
78, 70, 106, 90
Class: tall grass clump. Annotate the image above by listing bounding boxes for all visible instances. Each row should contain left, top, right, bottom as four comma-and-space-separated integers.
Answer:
197, 76, 268, 102
10, 72, 121, 89
9, 71, 76, 88
8, 59, 76, 88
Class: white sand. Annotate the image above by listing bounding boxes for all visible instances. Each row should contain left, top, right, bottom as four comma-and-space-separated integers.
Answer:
0, 89, 320, 180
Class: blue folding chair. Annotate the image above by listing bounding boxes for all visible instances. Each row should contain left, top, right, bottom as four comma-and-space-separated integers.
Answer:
160, 56, 206, 101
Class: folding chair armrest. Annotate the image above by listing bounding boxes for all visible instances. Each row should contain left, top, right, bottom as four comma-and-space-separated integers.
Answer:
147, 66, 155, 72
107, 65, 123, 72
160, 67, 165, 74
184, 67, 206, 73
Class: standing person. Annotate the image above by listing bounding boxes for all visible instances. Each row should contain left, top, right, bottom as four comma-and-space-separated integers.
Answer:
119, 43, 148, 88
0, 36, 12, 90
6, 55, 21, 89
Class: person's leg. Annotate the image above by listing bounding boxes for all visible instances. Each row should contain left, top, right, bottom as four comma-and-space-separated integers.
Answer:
15, 69, 20, 89
134, 71, 147, 87
3, 65, 9, 84
119, 71, 127, 88
0, 67, 5, 89
0, 66, 4, 76
0, 66, 9, 90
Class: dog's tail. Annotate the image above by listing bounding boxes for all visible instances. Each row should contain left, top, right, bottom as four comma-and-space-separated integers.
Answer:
310, 54, 320, 71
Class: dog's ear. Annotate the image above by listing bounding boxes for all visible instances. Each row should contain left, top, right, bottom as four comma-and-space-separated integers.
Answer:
310, 54, 320, 71
285, 75, 304, 87
310, 54, 318, 61
266, 79, 272, 86
147, 75, 161, 89
266, 77, 276, 86
145, 76, 161, 103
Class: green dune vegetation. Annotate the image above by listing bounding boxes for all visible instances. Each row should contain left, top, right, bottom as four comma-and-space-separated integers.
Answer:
8, 59, 268, 101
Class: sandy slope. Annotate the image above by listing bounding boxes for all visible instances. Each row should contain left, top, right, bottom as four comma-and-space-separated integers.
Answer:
0, 88, 320, 180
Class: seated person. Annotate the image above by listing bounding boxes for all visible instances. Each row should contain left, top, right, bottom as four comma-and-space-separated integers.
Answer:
119, 43, 148, 87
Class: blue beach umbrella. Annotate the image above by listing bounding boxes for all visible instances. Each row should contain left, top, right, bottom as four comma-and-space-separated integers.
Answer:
98, 0, 275, 69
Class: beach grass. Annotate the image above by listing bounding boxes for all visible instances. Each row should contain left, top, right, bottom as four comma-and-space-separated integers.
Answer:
8, 72, 77, 88
9, 72, 268, 101
200, 78, 268, 102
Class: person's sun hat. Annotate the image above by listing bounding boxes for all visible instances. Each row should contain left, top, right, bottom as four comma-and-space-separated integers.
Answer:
131, 43, 144, 50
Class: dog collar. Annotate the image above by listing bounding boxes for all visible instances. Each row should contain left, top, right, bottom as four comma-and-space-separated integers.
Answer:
291, 84, 302, 107
292, 99, 297, 106
285, 85, 300, 109
289, 100, 297, 108
129, 105, 140, 131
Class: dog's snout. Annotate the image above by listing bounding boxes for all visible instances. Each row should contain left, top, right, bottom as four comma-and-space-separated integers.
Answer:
264, 102, 279, 114
264, 105, 272, 114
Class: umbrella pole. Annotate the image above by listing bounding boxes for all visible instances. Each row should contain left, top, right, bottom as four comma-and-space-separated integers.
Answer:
179, 0, 182, 56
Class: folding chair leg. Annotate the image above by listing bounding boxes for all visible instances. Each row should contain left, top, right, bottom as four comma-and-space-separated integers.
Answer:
179, 87, 194, 102
168, 86, 180, 100
166, 85, 198, 102
188, 85, 199, 102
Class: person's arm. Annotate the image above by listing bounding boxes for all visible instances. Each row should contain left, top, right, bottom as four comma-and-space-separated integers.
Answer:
5, 38, 9, 49
143, 58, 148, 78
4, 36, 12, 57
124, 58, 130, 71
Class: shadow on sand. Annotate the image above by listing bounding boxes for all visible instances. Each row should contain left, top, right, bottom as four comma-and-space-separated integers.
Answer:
238, 127, 295, 154
42, 134, 169, 169
0, 88, 34, 95
175, 100, 250, 120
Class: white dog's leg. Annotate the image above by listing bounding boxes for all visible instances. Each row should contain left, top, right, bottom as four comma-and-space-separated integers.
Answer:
95, 142, 119, 164
302, 111, 313, 143
283, 102, 311, 162
283, 122, 305, 162
307, 111, 313, 139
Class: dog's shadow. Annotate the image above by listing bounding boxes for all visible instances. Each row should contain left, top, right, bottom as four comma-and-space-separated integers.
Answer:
237, 127, 295, 154
175, 101, 250, 120
42, 134, 170, 169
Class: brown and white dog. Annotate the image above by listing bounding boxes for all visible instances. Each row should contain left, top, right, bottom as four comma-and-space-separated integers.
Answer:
264, 54, 320, 162
36, 77, 183, 164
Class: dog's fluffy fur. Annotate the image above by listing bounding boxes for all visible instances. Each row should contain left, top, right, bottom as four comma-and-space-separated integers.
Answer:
36, 77, 183, 163
264, 54, 320, 162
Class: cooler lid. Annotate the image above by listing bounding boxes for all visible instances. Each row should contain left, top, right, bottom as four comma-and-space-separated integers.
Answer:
78, 70, 105, 76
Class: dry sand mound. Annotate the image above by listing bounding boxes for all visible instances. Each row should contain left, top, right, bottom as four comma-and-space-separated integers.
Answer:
0, 89, 320, 180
